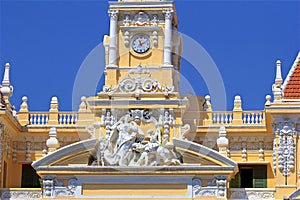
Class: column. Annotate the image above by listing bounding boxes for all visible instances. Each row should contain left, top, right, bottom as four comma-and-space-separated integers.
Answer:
108, 10, 118, 68
163, 9, 173, 67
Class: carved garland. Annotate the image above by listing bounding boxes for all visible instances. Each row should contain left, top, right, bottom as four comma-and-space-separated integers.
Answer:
277, 124, 296, 177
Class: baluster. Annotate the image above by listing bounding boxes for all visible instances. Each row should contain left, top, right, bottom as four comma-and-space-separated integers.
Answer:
68, 115, 72, 124
229, 114, 232, 124
74, 114, 78, 124
62, 114, 66, 124
37, 114, 40, 124
259, 113, 262, 124
224, 113, 228, 124
220, 113, 224, 124
42, 114, 44, 124
63, 114, 66, 124
251, 113, 254, 124
59, 114, 63, 124
254, 113, 258, 124
216, 113, 220, 124
72, 114, 76, 124
45, 115, 49, 124
33, 114, 36, 124
212, 113, 216, 123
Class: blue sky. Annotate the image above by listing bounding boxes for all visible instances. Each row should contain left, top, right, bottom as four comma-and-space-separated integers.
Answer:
0, 0, 299, 111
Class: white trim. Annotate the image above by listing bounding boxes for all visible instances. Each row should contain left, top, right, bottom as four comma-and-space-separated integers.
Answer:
282, 51, 300, 91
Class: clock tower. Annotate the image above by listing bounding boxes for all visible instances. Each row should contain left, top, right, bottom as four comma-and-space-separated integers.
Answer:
103, 0, 181, 93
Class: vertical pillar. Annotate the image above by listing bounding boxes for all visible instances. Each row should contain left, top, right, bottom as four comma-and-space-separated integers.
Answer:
48, 97, 59, 125
46, 127, 60, 153
0, 63, 13, 106
203, 95, 213, 125
108, 10, 118, 68
232, 95, 243, 125
163, 9, 173, 67
273, 60, 283, 103
77, 96, 93, 126
217, 126, 229, 157
18, 96, 29, 126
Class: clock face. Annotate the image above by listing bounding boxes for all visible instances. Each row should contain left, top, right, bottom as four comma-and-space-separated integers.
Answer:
131, 34, 151, 54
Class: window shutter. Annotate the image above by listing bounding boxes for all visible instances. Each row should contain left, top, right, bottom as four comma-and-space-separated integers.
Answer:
253, 165, 267, 188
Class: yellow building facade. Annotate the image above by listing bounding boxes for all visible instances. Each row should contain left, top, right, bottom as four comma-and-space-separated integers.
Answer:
0, 0, 299, 199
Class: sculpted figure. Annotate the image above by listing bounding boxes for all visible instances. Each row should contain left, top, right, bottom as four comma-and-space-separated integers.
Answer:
135, 130, 159, 166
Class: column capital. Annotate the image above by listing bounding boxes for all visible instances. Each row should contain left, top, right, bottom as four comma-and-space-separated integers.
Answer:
163, 9, 173, 20
108, 10, 119, 20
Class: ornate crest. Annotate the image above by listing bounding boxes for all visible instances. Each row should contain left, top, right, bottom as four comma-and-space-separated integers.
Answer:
133, 12, 150, 26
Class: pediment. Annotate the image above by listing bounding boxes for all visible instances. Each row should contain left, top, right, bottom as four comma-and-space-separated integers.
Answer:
32, 139, 98, 168
32, 138, 236, 169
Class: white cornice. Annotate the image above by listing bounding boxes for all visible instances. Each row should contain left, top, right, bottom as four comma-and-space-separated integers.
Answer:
109, 1, 174, 9
282, 51, 300, 91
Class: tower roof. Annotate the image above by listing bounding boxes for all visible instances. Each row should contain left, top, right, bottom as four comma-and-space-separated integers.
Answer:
283, 52, 300, 99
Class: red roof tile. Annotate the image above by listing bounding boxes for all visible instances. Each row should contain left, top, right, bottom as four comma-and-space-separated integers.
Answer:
283, 53, 300, 99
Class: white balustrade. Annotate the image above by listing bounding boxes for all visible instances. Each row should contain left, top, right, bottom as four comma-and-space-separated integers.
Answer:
30, 113, 49, 125
212, 112, 233, 124
58, 113, 78, 125
29, 112, 78, 125
242, 111, 264, 125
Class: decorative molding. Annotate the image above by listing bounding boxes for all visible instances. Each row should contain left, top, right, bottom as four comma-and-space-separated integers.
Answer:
159, 109, 174, 138
100, 109, 116, 137
151, 14, 159, 26
12, 141, 17, 162
163, 9, 173, 20
0, 189, 42, 200
192, 177, 227, 198
276, 122, 296, 177
133, 11, 150, 26
25, 141, 31, 161
108, 10, 118, 21
152, 31, 158, 47
123, 14, 131, 26
102, 65, 175, 96
42, 177, 78, 198
229, 188, 275, 200
124, 31, 130, 47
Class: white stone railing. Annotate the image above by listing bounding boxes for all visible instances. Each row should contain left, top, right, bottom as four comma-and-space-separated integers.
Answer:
29, 112, 49, 125
212, 111, 233, 124
58, 112, 78, 125
0, 189, 42, 200
28, 112, 78, 125
228, 188, 275, 200
242, 111, 264, 125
